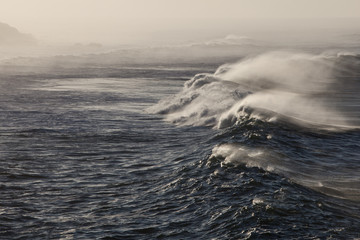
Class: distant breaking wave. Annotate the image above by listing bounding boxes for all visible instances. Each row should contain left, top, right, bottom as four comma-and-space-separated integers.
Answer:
149, 51, 360, 131
188, 34, 258, 47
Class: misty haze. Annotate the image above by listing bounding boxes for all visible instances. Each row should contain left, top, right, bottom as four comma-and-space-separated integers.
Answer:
1, 0, 360, 239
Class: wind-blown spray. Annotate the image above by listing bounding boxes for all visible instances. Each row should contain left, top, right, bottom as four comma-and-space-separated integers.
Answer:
150, 51, 357, 130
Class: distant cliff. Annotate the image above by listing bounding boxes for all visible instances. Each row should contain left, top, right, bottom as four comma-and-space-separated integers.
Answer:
0, 22, 36, 46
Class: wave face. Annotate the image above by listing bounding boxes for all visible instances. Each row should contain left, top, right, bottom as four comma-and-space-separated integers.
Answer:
151, 51, 360, 201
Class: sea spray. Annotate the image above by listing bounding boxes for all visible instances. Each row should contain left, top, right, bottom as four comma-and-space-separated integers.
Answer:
151, 51, 354, 129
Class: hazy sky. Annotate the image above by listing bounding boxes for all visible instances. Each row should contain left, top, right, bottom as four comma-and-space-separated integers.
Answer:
1, 0, 360, 45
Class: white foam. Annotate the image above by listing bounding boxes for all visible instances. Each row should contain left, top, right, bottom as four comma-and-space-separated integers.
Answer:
210, 144, 271, 170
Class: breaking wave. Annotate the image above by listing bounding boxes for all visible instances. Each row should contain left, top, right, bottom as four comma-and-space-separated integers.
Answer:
149, 51, 360, 130
149, 51, 360, 202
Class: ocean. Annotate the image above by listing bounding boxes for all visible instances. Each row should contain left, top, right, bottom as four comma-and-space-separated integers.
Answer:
0, 48, 360, 239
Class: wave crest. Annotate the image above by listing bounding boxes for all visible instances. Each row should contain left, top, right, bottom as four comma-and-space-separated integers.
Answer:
150, 51, 359, 130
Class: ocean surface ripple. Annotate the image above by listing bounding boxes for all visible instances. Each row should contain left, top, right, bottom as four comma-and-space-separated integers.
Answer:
1, 53, 360, 239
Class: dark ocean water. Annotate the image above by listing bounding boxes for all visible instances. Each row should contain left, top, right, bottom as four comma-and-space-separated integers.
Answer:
1, 52, 360, 239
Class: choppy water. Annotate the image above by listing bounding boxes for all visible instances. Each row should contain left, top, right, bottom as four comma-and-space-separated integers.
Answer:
1, 52, 360, 239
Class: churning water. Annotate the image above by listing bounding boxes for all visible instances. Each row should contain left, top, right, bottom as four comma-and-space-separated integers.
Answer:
1, 51, 360, 239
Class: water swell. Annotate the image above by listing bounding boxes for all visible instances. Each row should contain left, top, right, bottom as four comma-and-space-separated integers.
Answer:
208, 139, 360, 202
